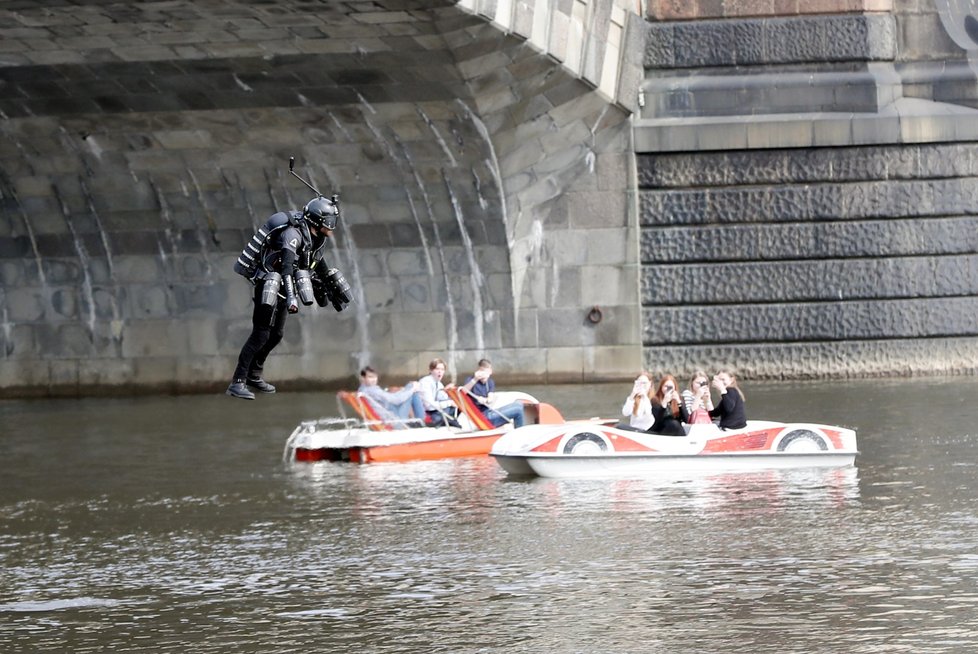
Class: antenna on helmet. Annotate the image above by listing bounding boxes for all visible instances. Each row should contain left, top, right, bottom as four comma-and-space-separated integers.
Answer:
289, 156, 323, 197
289, 157, 340, 222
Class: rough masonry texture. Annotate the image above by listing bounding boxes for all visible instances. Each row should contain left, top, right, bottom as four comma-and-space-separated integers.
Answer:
637, 0, 978, 379
0, 0, 641, 396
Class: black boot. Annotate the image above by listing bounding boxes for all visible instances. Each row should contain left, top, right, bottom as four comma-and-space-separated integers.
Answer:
226, 379, 255, 400
246, 377, 276, 393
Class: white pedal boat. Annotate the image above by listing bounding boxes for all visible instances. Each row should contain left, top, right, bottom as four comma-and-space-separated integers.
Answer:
490, 420, 858, 478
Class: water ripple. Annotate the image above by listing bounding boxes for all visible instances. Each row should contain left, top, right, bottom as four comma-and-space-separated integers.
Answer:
3, 382, 978, 652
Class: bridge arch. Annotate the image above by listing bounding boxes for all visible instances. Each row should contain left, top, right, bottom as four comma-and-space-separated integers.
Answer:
0, 0, 642, 395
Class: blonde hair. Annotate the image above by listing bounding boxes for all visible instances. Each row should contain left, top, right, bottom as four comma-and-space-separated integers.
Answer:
689, 370, 708, 390
717, 369, 745, 402
633, 371, 654, 415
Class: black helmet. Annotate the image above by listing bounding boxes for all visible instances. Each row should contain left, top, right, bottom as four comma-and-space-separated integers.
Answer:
303, 197, 338, 230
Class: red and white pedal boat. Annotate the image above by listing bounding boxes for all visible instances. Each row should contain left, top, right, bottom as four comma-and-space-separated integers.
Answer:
490, 420, 858, 478
285, 419, 507, 464
285, 391, 562, 464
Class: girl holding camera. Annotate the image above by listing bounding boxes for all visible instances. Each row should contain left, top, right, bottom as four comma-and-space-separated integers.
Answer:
682, 370, 715, 425
621, 372, 655, 431
648, 374, 690, 436
709, 370, 747, 430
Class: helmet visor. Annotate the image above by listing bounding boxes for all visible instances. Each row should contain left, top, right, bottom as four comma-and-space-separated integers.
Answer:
318, 213, 338, 230
305, 198, 338, 230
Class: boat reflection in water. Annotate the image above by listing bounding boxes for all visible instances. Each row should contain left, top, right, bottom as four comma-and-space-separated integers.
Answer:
286, 450, 859, 523
522, 466, 860, 516
285, 455, 505, 523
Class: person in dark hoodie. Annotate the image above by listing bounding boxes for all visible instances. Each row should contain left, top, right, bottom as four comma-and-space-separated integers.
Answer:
709, 370, 747, 430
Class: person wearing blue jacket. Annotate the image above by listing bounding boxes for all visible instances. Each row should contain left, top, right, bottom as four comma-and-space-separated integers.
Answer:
461, 359, 525, 428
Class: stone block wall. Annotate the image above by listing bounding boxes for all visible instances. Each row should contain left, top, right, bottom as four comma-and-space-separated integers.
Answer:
641, 1, 978, 116
642, 11, 900, 120
438, 10, 642, 382
457, 0, 644, 112
646, 0, 893, 21
897, 0, 978, 107
636, 0, 978, 379
638, 142, 978, 379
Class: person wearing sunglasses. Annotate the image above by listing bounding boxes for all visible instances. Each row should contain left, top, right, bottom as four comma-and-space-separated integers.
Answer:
648, 374, 689, 436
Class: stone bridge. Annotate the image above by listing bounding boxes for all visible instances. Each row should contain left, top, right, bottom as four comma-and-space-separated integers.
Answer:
0, 0, 644, 395
2, 0, 978, 397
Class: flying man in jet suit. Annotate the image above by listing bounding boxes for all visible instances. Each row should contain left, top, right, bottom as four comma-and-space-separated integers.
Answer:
226, 196, 352, 400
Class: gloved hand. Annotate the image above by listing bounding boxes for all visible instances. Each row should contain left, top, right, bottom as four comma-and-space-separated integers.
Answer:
324, 268, 353, 312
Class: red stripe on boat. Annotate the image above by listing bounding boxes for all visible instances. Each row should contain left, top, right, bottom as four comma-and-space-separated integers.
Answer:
531, 434, 567, 452
701, 429, 779, 453
821, 429, 846, 449
604, 432, 657, 452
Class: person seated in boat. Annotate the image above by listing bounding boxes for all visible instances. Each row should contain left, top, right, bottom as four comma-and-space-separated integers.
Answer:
418, 357, 461, 428
461, 359, 526, 428
709, 369, 747, 430
620, 371, 654, 431
681, 370, 715, 425
357, 366, 426, 428
647, 374, 689, 436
